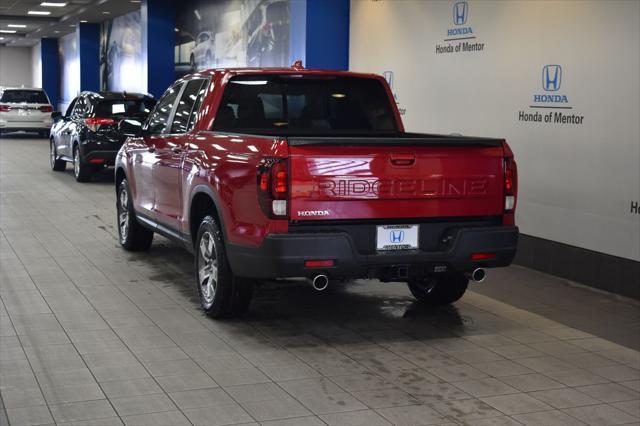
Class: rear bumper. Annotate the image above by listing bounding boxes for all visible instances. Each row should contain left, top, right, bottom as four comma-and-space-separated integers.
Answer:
81, 139, 122, 165
227, 226, 518, 279
0, 122, 51, 131
83, 150, 118, 165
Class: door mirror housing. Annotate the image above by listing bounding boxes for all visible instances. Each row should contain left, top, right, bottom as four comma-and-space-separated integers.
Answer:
51, 111, 63, 122
118, 119, 143, 137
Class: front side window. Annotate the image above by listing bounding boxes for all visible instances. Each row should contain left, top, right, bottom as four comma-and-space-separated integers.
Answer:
171, 79, 205, 134
212, 75, 398, 136
73, 98, 86, 116
65, 98, 78, 117
146, 84, 183, 134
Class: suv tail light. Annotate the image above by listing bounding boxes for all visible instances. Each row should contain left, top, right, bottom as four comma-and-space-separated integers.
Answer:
85, 117, 116, 132
257, 158, 288, 218
39, 105, 53, 113
0, 104, 11, 112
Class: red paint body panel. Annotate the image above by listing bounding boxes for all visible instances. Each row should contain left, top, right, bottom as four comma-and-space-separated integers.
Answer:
289, 145, 505, 221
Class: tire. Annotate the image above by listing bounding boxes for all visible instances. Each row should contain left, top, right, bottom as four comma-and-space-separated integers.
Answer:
195, 215, 254, 318
117, 179, 154, 251
73, 144, 93, 182
408, 272, 469, 306
50, 141, 66, 171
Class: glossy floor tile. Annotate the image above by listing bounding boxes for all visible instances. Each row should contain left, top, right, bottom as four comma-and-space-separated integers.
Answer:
1, 137, 639, 425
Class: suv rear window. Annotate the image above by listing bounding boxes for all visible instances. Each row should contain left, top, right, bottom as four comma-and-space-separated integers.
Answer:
213, 75, 398, 136
1, 90, 49, 104
92, 99, 156, 118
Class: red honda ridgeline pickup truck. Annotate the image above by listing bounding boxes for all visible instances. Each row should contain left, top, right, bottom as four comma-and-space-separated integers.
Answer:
115, 65, 518, 318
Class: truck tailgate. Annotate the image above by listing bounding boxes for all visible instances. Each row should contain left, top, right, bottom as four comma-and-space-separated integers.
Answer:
288, 137, 505, 222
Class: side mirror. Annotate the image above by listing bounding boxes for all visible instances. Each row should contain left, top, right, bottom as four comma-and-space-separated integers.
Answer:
51, 111, 63, 122
118, 119, 143, 137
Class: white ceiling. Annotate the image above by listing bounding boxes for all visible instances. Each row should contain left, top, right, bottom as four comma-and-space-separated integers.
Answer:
0, 0, 141, 47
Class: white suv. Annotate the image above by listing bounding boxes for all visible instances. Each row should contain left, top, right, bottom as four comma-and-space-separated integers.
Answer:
0, 87, 54, 138
190, 32, 215, 71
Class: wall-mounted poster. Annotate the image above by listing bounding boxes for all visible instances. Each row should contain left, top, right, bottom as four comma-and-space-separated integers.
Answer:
100, 10, 143, 92
58, 31, 79, 112
175, 0, 291, 77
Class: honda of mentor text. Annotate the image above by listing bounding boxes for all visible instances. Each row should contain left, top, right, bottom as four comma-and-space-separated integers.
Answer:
115, 63, 519, 318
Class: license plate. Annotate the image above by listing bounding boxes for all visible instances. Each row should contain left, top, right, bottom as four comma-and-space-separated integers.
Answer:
376, 224, 419, 251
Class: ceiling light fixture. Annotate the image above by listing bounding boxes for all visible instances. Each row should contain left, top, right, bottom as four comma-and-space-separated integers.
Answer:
28, 10, 52, 15
102, 11, 111, 14
80, 20, 87, 23
0, 30, 17, 34
41, 2, 68, 6
7, 24, 27, 28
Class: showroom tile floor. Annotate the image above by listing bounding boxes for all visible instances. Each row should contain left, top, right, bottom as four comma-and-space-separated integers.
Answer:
1, 136, 639, 426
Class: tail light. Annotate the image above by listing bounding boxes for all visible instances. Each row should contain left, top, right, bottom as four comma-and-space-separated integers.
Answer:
0, 104, 11, 112
257, 158, 288, 218
39, 105, 53, 113
504, 155, 518, 212
85, 117, 116, 132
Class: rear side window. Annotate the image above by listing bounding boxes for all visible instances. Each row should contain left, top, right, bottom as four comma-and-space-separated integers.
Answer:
213, 75, 398, 136
171, 79, 205, 134
146, 84, 183, 134
92, 99, 156, 118
1, 90, 49, 104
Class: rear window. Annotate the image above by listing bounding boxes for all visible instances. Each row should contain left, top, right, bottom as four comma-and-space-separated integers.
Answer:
1, 90, 49, 104
213, 75, 398, 136
92, 99, 156, 118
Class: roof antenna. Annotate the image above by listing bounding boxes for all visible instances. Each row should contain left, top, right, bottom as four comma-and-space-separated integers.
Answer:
291, 60, 304, 70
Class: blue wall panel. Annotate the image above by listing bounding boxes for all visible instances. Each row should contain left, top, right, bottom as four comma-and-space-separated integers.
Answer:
305, 0, 349, 70
142, 0, 176, 98
40, 38, 60, 110
78, 23, 100, 92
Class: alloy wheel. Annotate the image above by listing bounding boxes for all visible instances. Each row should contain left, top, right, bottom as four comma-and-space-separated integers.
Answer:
118, 187, 129, 243
198, 231, 218, 306
50, 143, 56, 168
73, 148, 80, 178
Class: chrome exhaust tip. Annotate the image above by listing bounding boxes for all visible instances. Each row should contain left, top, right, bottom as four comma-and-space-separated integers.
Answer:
471, 268, 486, 283
309, 274, 329, 291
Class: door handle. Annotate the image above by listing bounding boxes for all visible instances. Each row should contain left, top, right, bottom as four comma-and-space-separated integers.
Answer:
171, 145, 183, 154
390, 153, 416, 166
148, 144, 156, 153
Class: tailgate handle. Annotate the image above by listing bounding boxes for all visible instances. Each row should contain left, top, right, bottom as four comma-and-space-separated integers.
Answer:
390, 154, 415, 166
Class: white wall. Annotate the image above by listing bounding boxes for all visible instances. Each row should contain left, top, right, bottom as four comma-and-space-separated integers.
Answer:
0, 47, 33, 87
350, 0, 640, 262
31, 42, 42, 88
